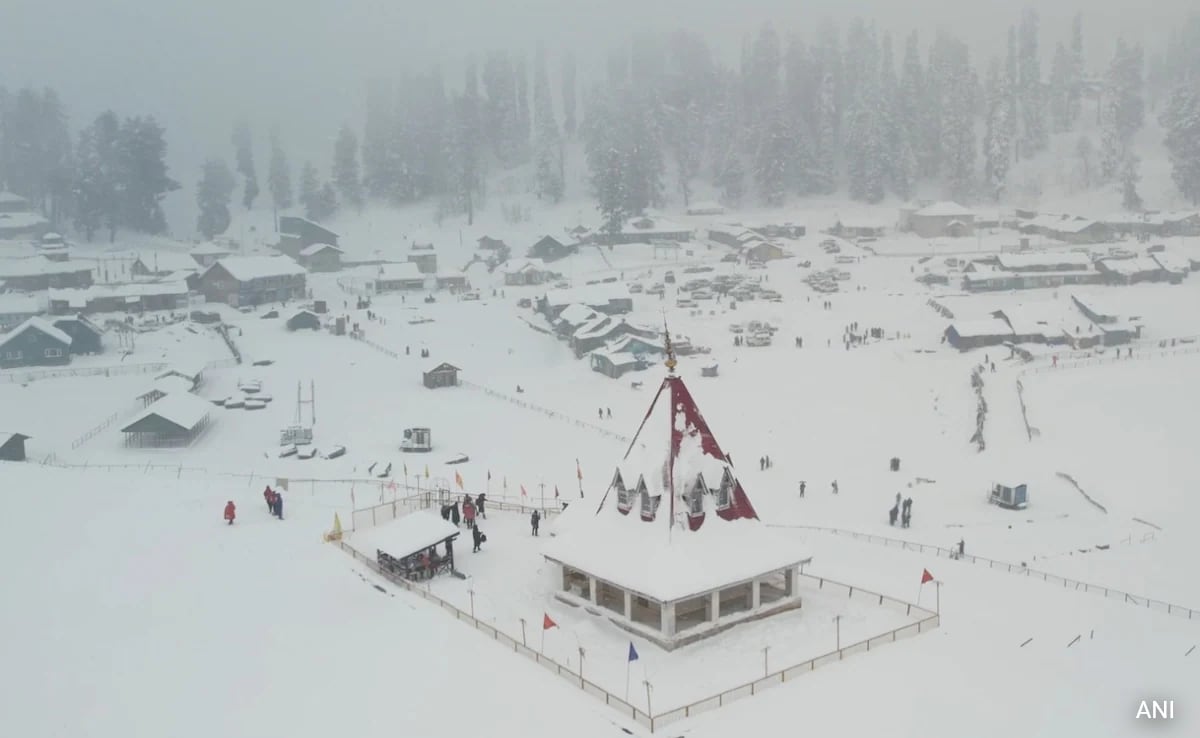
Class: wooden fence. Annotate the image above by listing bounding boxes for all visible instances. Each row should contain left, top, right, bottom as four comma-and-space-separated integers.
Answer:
0, 361, 168, 384
333, 538, 938, 733
777, 524, 1199, 622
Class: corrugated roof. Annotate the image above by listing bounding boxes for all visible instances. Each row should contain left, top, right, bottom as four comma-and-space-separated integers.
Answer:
0, 257, 93, 278
0, 316, 72, 348
211, 256, 305, 282
915, 201, 973, 217
997, 252, 1092, 270
121, 392, 212, 433
299, 243, 342, 256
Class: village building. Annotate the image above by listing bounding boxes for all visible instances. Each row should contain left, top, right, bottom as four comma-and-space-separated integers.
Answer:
1095, 257, 1175, 285
276, 216, 339, 258
0, 257, 94, 291
588, 349, 648, 379
0, 316, 73, 368
544, 349, 810, 650
47, 281, 189, 315
52, 315, 104, 355
135, 375, 195, 407
744, 240, 787, 262
539, 285, 632, 319
906, 202, 975, 238
527, 235, 577, 262
0, 191, 49, 239
552, 304, 599, 338
356, 262, 428, 293
286, 309, 322, 331
571, 317, 657, 358
829, 219, 887, 239
130, 251, 201, 280
707, 226, 764, 250
297, 243, 343, 272
422, 362, 460, 389
435, 273, 469, 292
121, 392, 214, 447
944, 318, 1015, 350
735, 218, 806, 238
502, 258, 556, 286
476, 236, 507, 251
0, 294, 41, 329
189, 242, 233, 267
1158, 211, 1200, 237
197, 256, 306, 307
1021, 214, 1114, 244
0, 432, 30, 461
597, 217, 694, 246
407, 245, 438, 274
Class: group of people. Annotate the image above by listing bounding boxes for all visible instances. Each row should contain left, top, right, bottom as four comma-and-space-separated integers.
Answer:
440, 494, 488, 552
796, 479, 838, 497
759, 455, 774, 470
220, 486, 285, 525
597, 407, 612, 419
889, 493, 914, 528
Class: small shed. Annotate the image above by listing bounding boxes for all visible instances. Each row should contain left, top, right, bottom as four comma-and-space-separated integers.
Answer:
136, 375, 195, 407
52, 315, 104, 355
989, 483, 1028, 510
701, 363, 718, 377
401, 427, 432, 452
297, 243, 343, 272
0, 432, 30, 461
121, 393, 214, 447
286, 309, 322, 331
423, 362, 460, 389
356, 511, 461, 580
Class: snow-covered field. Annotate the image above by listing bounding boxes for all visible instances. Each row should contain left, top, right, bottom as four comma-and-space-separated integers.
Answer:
4, 202, 1200, 737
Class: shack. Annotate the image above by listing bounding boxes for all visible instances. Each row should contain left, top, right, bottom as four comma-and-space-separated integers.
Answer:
0, 432, 30, 461
422, 362, 460, 389
120, 393, 214, 447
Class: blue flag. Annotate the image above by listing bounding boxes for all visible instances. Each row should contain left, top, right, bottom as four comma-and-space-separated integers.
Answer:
628, 642, 639, 663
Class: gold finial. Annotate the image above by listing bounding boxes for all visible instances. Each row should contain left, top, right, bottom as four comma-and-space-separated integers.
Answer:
662, 313, 677, 373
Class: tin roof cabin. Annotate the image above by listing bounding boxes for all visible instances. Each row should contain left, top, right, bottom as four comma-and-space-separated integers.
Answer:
572, 318, 657, 358
198, 256, 307, 307
0, 258, 94, 292
297, 243, 343, 273
0, 432, 31, 461
277, 216, 339, 258
422, 362, 460, 389
0, 294, 41, 330
528, 235, 578, 263
589, 349, 647, 378
52, 315, 104, 355
944, 318, 1015, 350
598, 217, 694, 246
286, 309, 322, 331
907, 201, 975, 238
1095, 257, 1172, 285
0, 317, 72, 368
366, 262, 427, 293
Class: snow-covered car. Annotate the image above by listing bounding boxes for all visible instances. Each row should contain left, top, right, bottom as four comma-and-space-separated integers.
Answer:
797, 260, 811, 267
745, 332, 772, 347
729, 324, 745, 333
760, 290, 782, 301
676, 298, 697, 308
628, 283, 644, 293
461, 291, 481, 301
691, 290, 714, 300
721, 253, 739, 263
647, 283, 665, 295
517, 298, 532, 308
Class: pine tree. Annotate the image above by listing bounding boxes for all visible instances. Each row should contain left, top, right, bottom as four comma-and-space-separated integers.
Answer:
754, 107, 792, 206
562, 50, 578, 137
533, 44, 565, 202
115, 115, 178, 235
299, 161, 320, 220
483, 52, 520, 167
316, 182, 338, 221
844, 26, 887, 203
1074, 135, 1097, 189
361, 80, 394, 200
1049, 43, 1073, 132
332, 124, 363, 211
1017, 9, 1048, 156
267, 131, 293, 214
196, 158, 236, 238
715, 155, 746, 206
231, 120, 259, 209
515, 54, 532, 163
1100, 39, 1146, 180
1068, 14, 1084, 127
582, 88, 629, 238
1119, 152, 1143, 211
72, 112, 121, 241
983, 59, 1013, 200
936, 34, 977, 201
1160, 82, 1200, 204
813, 69, 838, 193
898, 32, 932, 182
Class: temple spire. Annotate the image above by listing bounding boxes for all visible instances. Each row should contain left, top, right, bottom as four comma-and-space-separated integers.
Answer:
662, 314, 677, 374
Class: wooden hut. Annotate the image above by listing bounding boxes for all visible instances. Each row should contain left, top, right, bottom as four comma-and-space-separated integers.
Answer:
286, 309, 322, 331
120, 393, 214, 447
0, 432, 30, 461
422, 362, 460, 389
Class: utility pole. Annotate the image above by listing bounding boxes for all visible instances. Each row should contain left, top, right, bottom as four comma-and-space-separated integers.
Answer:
578, 646, 586, 688
835, 615, 842, 652
519, 618, 527, 647
762, 646, 770, 677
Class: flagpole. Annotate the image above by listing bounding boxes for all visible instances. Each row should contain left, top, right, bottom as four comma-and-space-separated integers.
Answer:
625, 662, 631, 702
936, 580, 941, 615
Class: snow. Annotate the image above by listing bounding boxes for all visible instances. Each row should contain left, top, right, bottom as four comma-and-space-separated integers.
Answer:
543, 283, 630, 308
122, 391, 213, 432
0, 191, 28, 206
995, 252, 1092, 270
356, 261, 423, 281
948, 317, 1013, 338
189, 242, 232, 256
555, 303, 598, 327
914, 201, 973, 217
0, 294, 42, 314
209, 255, 306, 281
1, 316, 72, 347
350, 510, 461, 558
1098, 256, 1166, 276
137, 374, 195, 400
48, 280, 189, 303
0, 211, 49, 229
0, 257, 93, 278
126, 250, 201, 273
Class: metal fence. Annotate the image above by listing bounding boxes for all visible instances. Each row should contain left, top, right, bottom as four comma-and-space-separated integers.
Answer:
778, 524, 1199, 622
0, 361, 168, 384
1022, 344, 1200, 374
332, 539, 938, 733
459, 379, 631, 444
349, 491, 563, 532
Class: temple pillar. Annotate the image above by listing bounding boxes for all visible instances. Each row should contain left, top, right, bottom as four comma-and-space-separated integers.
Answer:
751, 578, 761, 609
710, 590, 720, 622
662, 601, 677, 636
624, 590, 632, 619
588, 576, 598, 604
786, 567, 797, 597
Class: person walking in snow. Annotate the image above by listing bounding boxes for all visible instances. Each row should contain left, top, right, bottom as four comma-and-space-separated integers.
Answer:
531, 510, 541, 536
759, 456, 765, 471
224, 501, 236, 525
598, 408, 603, 420
798, 480, 806, 498
440, 504, 452, 522
831, 479, 839, 494
606, 407, 612, 419
450, 503, 461, 527
273, 491, 284, 520
264, 486, 275, 513
475, 493, 487, 519
472, 525, 485, 553
888, 505, 898, 526
463, 499, 476, 529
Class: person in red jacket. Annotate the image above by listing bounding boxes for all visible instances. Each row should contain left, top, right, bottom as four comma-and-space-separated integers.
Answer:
263, 486, 275, 512
463, 499, 476, 529
224, 500, 236, 525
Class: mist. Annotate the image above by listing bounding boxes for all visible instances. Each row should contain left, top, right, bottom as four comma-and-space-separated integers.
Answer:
2, 0, 1194, 232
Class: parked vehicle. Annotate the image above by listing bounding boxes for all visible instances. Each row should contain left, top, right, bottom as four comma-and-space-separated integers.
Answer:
676, 298, 697, 308
664, 271, 676, 283
628, 283, 644, 293
647, 283, 665, 295
745, 332, 772, 347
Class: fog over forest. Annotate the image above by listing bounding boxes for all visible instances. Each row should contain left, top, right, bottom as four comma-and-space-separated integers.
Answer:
1, 0, 1197, 232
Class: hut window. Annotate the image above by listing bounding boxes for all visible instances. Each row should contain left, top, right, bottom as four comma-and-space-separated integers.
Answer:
44, 348, 63, 358
717, 469, 734, 510
614, 470, 631, 513
687, 477, 706, 516
640, 490, 661, 519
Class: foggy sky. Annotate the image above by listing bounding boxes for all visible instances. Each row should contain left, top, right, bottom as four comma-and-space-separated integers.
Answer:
1, 0, 1192, 233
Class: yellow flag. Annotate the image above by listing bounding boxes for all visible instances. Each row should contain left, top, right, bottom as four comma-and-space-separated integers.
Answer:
424, 464, 430, 478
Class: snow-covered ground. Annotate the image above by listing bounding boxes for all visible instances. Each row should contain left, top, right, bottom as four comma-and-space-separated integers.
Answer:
4, 201, 1200, 737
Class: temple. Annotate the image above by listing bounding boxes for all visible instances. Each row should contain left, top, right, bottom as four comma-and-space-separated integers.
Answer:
543, 329, 811, 650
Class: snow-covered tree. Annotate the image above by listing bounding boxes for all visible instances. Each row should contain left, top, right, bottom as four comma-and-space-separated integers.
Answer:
533, 45, 564, 203
1160, 82, 1200, 204
582, 87, 629, 238
813, 67, 839, 193
1100, 38, 1145, 179
115, 115, 178, 235
1068, 14, 1085, 127
361, 80, 394, 200
267, 131, 293, 214
754, 107, 793, 206
934, 34, 976, 201
1017, 9, 1048, 156
72, 112, 121, 241
332, 124, 363, 211
196, 157, 236, 238
562, 50, 578, 137
983, 58, 1013, 200
1074, 135, 1097, 189
232, 120, 258, 209
299, 161, 319, 219
1049, 43, 1073, 132
1119, 152, 1143, 211
898, 32, 933, 181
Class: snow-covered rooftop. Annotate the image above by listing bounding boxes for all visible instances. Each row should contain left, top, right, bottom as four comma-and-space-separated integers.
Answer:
122, 392, 213, 432
0, 294, 41, 314
0, 316, 72, 347
0, 257, 93, 278
948, 318, 1014, 338
363, 262, 424, 281
211, 256, 306, 282
503, 258, 547, 273
544, 284, 629, 307
1098, 257, 1165, 276
132, 251, 200, 273
996, 252, 1092, 271
299, 243, 342, 256
556, 303, 598, 327
138, 375, 195, 400
914, 201, 973, 218
189, 242, 233, 256
351, 511, 461, 559
48, 281, 188, 303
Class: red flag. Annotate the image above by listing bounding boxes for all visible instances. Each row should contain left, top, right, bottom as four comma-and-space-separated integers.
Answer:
520, 484, 528, 497
554, 485, 560, 498
543, 613, 557, 630
921, 568, 934, 584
